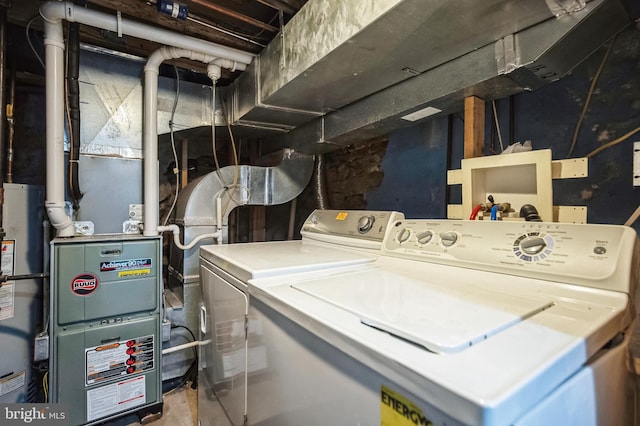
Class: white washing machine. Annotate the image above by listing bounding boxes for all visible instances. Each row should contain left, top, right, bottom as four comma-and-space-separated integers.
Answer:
198, 210, 404, 426
207, 217, 638, 425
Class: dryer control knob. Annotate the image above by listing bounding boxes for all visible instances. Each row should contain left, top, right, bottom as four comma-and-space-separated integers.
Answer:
357, 215, 375, 234
439, 231, 458, 247
397, 228, 412, 244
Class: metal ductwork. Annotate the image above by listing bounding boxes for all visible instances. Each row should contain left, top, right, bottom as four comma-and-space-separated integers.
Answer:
163, 149, 313, 370
169, 148, 314, 285
223, 0, 630, 153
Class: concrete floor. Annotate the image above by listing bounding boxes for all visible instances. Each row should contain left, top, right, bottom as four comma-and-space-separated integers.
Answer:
105, 382, 231, 426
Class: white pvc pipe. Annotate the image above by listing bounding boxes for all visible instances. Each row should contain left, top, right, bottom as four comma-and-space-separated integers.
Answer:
161, 340, 200, 355
143, 47, 245, 236
42, 17, 74, 237
40, 2, 254, 65
40, 1, 252, 237
157, 224, 221, 250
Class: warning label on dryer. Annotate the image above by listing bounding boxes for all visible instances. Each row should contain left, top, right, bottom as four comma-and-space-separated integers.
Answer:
381, 385, 432, 426
85, 335, 154, 385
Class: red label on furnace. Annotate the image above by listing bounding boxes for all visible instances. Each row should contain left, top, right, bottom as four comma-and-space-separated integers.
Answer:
71, 273, 99, 296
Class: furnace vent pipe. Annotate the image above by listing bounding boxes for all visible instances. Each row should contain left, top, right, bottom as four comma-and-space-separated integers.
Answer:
143, 46, 246, 236
40, 2, 254, 64
39, 1, 254, 237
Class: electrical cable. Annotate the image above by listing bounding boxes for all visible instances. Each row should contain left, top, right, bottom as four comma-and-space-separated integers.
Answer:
220, 96, 241, 212
171, 324, 196, 342
208, 83, 235, 234
585, 126, 640, 159
211, 84, 227, 188
221, 96, 240, 187
26, 16, 45, 69
186, 15, 267, 47
162, 66, 182, 226
567, 37, 617, 158
43, 371, 48, 401
490, 204, 499, 221
66, 22, 83, 211
469, 204, 483, 220
492, 100, 504, 153
248, 11, 280, 40
163, 324, 198, 395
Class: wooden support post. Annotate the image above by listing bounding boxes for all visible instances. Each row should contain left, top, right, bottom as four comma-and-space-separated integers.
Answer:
464, 96, 485, 158
251, 207, 266, 242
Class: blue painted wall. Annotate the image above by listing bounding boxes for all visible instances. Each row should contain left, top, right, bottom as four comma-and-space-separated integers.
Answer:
367, 27, 640, 231
367, 118, 449, 219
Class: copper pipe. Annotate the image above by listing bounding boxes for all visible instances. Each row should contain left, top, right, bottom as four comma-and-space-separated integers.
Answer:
191, 0, 278, 33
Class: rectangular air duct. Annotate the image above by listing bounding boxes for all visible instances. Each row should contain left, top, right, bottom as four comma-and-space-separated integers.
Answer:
223, 0, 630, 153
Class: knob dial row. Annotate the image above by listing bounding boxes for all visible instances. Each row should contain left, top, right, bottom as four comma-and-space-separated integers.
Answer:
396, 228, 459, 247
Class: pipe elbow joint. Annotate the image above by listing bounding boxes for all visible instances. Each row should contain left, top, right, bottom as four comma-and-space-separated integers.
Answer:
46, 201, 74, 237
157, 224, 179, 235
207, 63, 222, 82
40, 1, 67, 23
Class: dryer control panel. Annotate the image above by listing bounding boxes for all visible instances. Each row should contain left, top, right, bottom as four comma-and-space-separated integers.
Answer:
383, 219, 638, 294
301, 210, 404, 249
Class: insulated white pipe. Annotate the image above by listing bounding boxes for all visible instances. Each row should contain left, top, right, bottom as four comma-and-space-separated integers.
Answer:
40, 1, 253, 237
42, 17, 74, 237
161, 340, 200, 355
40, 2, 254, 65
157, 224, 220, 250
143, 47, 245, 236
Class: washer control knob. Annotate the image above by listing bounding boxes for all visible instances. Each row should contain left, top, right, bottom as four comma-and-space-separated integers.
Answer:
439, 231, 458, 247
520, 237, 546, 255
310, 214, 319, 224
416, 230, 434, 245
397, 228, 412, 244
357, 215, 375, 234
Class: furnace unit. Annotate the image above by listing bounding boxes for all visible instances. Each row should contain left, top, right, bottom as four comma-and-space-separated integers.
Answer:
49, 235, 162, 426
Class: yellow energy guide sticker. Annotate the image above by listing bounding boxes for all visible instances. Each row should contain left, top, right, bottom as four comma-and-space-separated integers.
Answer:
118, 268, 151, 278
335, 212, 349, 220
381, 385, 432, 426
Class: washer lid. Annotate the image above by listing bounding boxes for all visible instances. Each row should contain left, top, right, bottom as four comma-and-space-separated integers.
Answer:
292, 269, 554, 354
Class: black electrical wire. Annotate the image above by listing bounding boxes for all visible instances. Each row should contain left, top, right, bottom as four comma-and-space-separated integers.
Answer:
162, 324, 199, 394
171, 324, 196, 342
67, 21, 83, 210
